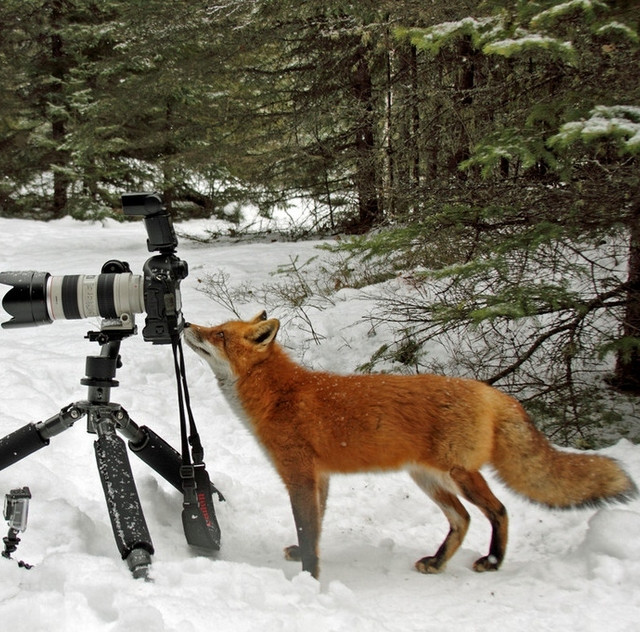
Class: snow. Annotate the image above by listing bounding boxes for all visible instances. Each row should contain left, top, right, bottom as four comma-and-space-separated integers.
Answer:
0, 215, 639, 631
482, 33, 574, 58
554, 105, 640, 152
399, 16, 501, 56
424, 16, 496, 41
529, 0, 608, 29
596, 21, 640, 43
563, 105, 640, 151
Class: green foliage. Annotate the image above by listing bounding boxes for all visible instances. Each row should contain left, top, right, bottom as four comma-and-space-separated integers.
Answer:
1, 0, 638, 224
549, 105, 640, 154
0, 0, 263, 218
528, 0, 609, 30
482, 35, 576, 61
459, 128, 558, 177
396, 17, 502, 55
327, 204, 638, 446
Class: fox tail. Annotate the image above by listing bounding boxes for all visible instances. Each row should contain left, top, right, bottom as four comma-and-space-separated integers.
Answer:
491, 403, 637, 509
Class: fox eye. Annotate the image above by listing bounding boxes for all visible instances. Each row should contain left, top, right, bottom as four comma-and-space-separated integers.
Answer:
216, 331, 225, 340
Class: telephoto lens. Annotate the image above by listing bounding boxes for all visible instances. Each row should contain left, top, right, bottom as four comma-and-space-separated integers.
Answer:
0, 271, 145, 328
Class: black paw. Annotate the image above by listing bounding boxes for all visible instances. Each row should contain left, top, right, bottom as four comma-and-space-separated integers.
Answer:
284, 545, 301, 561
473, 555, 501, 572
415, 556, 446, 574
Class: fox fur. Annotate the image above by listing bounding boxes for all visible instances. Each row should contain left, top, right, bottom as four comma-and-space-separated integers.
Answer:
184, 311, 637, 579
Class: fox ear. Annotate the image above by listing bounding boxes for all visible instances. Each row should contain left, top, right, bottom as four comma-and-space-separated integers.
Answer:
249, 310, 268, 324
248, 318, 279, 349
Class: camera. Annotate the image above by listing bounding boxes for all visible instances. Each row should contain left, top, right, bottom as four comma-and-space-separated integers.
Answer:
3, 487, 31, 533
0, 193, 188, 345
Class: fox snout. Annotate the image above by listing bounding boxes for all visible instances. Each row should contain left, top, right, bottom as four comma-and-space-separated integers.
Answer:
183, 321, 235, 382
183, 323, 209, 355
183, 312, 280, 384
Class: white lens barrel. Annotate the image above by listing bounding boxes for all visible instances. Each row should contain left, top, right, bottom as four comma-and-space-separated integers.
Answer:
46, 273, 145, 321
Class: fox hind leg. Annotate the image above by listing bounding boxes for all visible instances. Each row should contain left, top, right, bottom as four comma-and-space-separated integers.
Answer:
409, 468, 471, 574
449, 466, 508, 572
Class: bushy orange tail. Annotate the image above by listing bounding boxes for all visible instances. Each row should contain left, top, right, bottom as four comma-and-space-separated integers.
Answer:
491, 404, 637, 508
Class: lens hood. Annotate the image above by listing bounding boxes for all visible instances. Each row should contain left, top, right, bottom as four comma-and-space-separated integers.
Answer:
0, 271, 52, 328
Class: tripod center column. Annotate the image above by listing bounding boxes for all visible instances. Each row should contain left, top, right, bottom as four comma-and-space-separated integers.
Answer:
81, 350, 120, 404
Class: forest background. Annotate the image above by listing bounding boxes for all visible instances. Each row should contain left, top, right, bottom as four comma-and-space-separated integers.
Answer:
0, 0, 639, 447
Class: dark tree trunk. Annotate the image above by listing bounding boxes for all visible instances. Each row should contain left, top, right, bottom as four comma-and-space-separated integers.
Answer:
613, 205, 640, 394
395, 42, 420, 217
50, 0, 68, 218
351, 48, 381, 232
448, 35, 476, 180
51, 121, 68, 218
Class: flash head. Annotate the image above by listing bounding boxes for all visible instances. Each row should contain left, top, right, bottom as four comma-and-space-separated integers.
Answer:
122, 192, 178, 253
121, 192, 163, 217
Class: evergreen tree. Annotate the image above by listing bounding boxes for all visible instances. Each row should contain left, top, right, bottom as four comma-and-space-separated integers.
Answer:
0, 0, 128, 217
204, 0, 465, 230
205, 1, 390, 230
332, 0, 640, 444
0, 0, 245, 218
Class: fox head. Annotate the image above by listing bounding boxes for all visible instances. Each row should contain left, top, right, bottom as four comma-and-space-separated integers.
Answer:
184, 311, 280, 381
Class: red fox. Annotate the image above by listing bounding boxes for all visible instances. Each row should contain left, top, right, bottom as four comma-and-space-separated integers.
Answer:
184, 312, 637, 579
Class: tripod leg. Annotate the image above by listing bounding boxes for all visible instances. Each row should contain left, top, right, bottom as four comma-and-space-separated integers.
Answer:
94, 425, 154, 579
0, 405, 83, 471
116, 413, 222, 551
0, 424, 49, 470
124, 424, 184, 493
117, 410, 223, 500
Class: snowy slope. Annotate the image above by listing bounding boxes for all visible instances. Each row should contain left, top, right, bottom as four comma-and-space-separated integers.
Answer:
0, 216, 639, 632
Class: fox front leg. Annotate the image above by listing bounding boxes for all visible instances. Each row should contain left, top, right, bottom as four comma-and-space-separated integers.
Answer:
285, 479, 323, 579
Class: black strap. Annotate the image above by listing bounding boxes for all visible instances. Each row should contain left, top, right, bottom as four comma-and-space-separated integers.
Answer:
171, 335, 221, 552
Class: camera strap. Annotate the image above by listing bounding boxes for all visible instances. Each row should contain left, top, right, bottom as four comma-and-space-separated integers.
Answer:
171, 337, 222, 552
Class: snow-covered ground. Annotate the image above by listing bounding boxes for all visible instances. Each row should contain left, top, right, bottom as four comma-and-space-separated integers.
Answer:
0, 215, 639, 631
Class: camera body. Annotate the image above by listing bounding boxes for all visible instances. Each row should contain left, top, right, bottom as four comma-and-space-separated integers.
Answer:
140, 252, 188, 344
0, 192, 188, 345
122, 193, 188, 345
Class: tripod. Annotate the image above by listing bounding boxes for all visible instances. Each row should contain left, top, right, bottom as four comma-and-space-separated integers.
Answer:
0, 321, 212, 579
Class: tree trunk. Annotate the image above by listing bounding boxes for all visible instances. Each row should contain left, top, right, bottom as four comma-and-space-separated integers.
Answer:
51, 120, 68, 218
448, 35, 476, 179
351, 47, 381, 232
50, 0, 68, 218
394, 42, 420, 217
384, 38, 394, 217
613, 204, 640, 394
